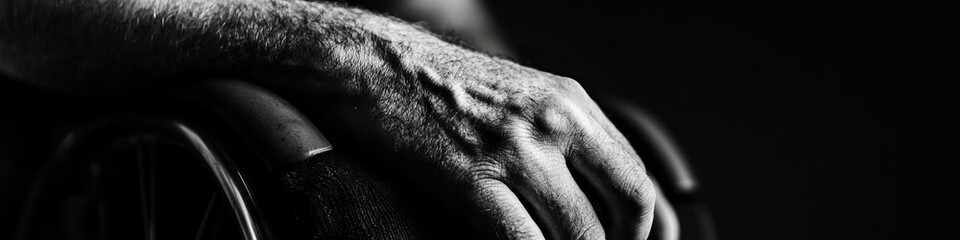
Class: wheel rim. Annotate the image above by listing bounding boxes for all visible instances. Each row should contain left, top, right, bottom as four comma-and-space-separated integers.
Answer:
17, 117, 265, 240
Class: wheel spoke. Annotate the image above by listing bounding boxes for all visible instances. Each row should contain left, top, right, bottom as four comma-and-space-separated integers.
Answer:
195, 192, 219, 240
148, 137, 157, 240
137, 137, 155, 240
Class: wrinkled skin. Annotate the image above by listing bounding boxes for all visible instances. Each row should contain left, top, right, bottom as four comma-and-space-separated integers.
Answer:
0, 0, 657, 239
290, 39, 659, 239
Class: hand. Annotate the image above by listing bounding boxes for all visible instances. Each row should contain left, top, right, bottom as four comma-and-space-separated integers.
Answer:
1, 1, 658, 238
277, 26, 658, 239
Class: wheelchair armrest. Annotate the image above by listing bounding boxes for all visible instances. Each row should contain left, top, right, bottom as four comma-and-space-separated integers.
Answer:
176, 79, 333, 174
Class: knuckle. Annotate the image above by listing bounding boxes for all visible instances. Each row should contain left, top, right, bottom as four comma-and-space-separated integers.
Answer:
533, 105, 573, 136
503, 117, 538, 140
469, 157, 507, 183
556, 77, 591, 101
612, 170, 658, 221
555, 77, 585, 93
630, 177, 658, 220
528, 93, 580, 136
639, 177, 657, 206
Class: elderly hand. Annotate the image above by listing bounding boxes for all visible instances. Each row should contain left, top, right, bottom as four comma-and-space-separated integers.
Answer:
272, 14, 658, 238
1, 0, 657, 239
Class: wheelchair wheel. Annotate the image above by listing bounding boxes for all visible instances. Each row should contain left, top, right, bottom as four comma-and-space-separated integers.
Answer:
16, 116, 267, 240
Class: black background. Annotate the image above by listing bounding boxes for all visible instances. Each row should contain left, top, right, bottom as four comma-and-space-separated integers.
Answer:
485, 0, 957, 239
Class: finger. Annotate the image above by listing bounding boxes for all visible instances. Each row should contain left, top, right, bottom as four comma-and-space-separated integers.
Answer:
587, 98, 685, 240
649, 180, 680, 240
558, 80, 642, 167
472, 178, 545, 240
509, 150, 606, 240
567, 125, 657, 240
594, 97, 699, 196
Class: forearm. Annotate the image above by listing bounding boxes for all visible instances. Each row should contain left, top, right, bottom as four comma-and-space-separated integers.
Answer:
0, 0, 461, 94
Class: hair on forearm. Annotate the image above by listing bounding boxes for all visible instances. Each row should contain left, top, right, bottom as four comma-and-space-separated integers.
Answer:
0, 0, 369, 93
